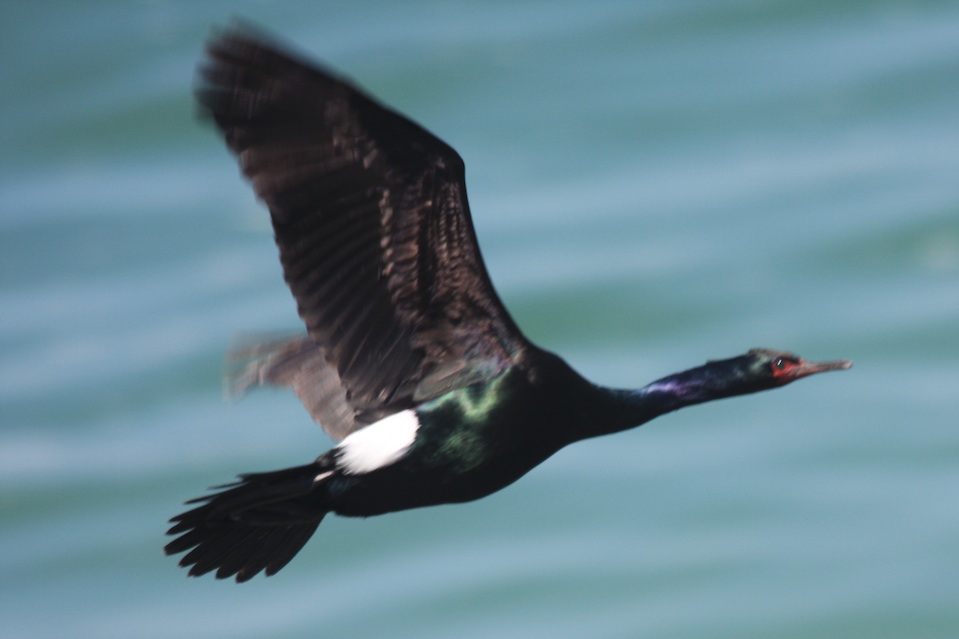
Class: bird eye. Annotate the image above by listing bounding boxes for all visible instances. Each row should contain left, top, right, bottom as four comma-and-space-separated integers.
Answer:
770, 357, 797, 377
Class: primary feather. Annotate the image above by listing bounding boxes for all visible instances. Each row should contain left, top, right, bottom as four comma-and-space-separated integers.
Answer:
199, 27, 526, 439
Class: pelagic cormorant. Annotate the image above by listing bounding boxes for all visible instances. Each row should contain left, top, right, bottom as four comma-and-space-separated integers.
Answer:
166, 26, 852, 582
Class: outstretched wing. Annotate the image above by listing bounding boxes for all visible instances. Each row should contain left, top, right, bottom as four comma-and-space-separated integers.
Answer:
199, 26, 529, 439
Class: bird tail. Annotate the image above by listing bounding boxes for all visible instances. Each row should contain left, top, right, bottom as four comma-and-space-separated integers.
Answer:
165, 460, 333, 582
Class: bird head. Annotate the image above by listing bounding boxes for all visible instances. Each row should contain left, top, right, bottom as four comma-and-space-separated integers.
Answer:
738, 348, 852, 390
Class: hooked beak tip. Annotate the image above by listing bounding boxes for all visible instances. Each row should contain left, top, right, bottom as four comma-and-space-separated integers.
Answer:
801, 358, 853, 377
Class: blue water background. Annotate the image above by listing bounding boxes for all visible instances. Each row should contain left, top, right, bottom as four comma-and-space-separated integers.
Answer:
2, 2, 958, 637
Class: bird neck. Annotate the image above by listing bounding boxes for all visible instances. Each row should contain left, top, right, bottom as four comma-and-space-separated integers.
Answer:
591, 356, 752, 438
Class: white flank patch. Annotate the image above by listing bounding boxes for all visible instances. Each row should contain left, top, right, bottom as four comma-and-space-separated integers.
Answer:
336, 410, 420, 475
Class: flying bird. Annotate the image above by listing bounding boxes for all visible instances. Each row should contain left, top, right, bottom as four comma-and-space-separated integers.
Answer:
166, 26, 851, 582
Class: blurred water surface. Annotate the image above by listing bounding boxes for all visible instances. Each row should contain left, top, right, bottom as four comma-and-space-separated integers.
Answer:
2, 2, 958, 638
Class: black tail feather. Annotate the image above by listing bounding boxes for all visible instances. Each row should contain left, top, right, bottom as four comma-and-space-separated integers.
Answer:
166, 461, 331, 582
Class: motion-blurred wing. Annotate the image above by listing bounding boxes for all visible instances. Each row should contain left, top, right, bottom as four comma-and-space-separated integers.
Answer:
199, 26, 528, 439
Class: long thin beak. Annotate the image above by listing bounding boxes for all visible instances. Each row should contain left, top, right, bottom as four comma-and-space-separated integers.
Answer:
796, 358, 853, 379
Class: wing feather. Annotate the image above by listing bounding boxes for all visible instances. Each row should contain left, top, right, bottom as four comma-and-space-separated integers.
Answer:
201, 25, 528, 438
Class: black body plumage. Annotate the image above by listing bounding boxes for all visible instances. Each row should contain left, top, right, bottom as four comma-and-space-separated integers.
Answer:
166, 25, 851, 581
